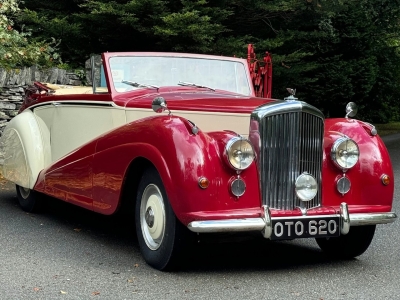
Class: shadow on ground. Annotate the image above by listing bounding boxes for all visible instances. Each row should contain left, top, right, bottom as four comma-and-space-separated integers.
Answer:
1, 179, 354, 273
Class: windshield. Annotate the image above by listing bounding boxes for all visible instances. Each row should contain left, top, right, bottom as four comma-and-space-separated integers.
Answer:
109, 56, 251, 96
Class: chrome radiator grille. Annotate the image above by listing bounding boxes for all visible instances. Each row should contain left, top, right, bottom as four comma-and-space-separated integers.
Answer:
252, 103, 324, 210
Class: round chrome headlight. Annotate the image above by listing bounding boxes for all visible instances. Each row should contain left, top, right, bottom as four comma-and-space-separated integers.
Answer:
295, 173, 318, 201
224, 137, 255, 171
330, 137, 359, 170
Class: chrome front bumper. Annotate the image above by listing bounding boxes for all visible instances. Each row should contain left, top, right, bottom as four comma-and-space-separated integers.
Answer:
187, 203, 397, 238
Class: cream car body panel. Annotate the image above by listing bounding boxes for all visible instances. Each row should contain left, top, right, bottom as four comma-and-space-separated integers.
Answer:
125, 108, 250, 136
0, 110, 50, 189
33, 102, 250, 163
34, 103, 126, 162
0, 99, 249, 188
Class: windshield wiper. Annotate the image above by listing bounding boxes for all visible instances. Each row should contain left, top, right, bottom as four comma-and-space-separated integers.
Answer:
178, 81, 215, 91
121, 80, 159, 89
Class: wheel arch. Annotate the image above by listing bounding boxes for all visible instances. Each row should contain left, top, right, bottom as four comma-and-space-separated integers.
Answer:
117, 157, 155, 215
0, 109, 50, 189
94, 115, 212, 218
94, 115, 259, 222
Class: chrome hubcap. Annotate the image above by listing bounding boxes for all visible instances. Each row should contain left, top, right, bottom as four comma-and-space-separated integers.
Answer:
145, 207, 155, 228
140, 184, 166, 250
19, 186, 30, 199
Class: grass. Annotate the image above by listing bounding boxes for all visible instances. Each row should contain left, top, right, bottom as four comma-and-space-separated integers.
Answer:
374, 122, 400, 137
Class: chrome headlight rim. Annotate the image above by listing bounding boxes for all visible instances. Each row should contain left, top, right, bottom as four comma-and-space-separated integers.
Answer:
224, 137, 255, 171
330, 137, 360, 170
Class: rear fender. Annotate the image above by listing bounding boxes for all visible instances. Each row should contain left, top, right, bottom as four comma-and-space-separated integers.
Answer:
0, 110, 50, 189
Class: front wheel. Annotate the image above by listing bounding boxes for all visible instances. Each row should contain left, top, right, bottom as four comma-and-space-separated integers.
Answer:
16, 185, 43, 213
135, 167, 189, 270
316, 225, 376, 259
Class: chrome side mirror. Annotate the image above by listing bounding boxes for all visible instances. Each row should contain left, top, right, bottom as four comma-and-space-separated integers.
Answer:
152, 97, 171, 115
345, 102, 358, 118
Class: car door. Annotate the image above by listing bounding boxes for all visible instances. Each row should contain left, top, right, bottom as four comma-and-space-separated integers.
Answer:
34, 102, 125, 210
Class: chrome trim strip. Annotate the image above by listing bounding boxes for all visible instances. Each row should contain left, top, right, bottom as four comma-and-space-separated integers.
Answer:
350, 212, 397, 226
90, 55, 97, 94
266, 214, 339, 221
30, 100, 114, 110
187, 211, 397, 234
340, 202, 350, 234
251, 101, 325, 120
187, 219, 266, 233
261, 205, 272, 238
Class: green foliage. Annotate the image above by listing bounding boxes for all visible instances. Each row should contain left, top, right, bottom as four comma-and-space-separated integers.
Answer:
153, 0, 232, 52
8, 0, 400, 122
375, 122, 400, 136
0, 0, 61, 68
74, 69, 87, 86
224, 0, 400, 122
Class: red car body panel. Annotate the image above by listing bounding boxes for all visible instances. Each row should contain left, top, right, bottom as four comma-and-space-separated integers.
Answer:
32, 105, 394, 226
322, 119, 394, 207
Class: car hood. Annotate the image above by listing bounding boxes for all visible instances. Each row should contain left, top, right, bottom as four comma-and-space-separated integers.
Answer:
113, 87, 276, 114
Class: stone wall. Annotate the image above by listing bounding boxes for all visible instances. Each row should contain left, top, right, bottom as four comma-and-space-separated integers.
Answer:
0, 67, 84, 137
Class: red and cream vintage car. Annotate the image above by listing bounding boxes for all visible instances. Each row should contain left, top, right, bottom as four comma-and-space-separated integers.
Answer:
0, 46, 396, 270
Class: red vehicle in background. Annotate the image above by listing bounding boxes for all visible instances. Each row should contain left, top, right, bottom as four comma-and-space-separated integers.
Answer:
0, 45, 396, 270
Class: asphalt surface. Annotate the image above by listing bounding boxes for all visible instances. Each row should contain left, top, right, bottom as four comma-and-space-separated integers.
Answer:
0, 134, 399, 299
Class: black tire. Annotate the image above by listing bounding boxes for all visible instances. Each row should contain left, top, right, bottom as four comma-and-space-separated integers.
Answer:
316, 225, 376, 259
15, 185, 43, 213
135, 167, 190, 270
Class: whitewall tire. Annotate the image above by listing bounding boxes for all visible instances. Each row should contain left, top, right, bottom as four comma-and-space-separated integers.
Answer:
16, 185, 43, 212
135, 167, 191, 270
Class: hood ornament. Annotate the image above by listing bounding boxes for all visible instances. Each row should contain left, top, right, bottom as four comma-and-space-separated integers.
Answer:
284, 88, 298, 101
287, 88, 296, 96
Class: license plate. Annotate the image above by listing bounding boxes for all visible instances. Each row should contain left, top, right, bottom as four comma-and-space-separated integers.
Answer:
271, 216, 340, 240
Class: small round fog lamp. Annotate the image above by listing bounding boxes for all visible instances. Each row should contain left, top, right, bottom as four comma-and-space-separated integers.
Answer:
231, 178, 246, 197
337, 176, 351, 195
295, 173, 318, 201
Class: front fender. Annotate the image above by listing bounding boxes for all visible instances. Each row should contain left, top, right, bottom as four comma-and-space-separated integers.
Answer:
322, 118, 394, 209
0, 110, 51, 189
94, 115, 261, 223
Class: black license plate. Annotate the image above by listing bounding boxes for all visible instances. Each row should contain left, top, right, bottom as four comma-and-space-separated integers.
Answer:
271, 216, 340, 240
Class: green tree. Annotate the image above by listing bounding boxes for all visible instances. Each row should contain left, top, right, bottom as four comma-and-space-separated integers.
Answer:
152, 0, 232, 52
17, 0, 87, 66
0, 0, 60, 68
298, 0, 400, 122
218, 0, 400, 122
14, 0, 400, 122
19, 0, 232, 64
